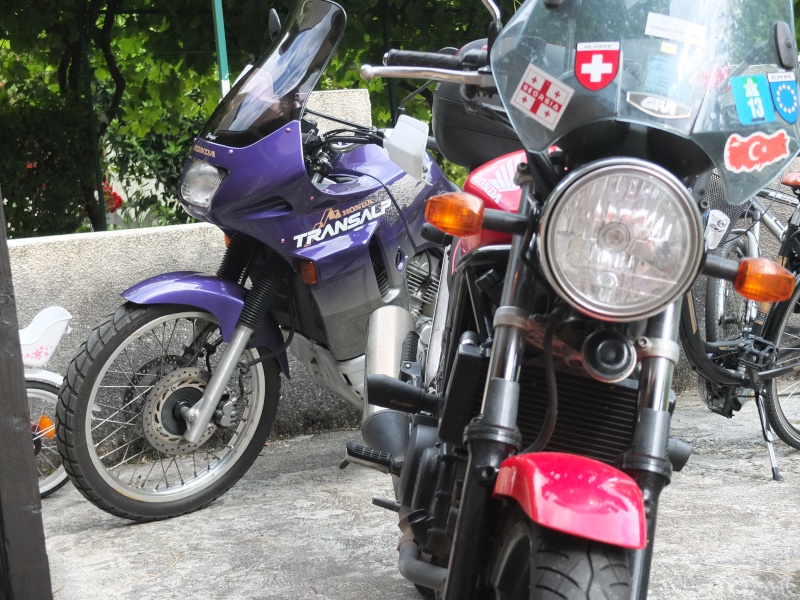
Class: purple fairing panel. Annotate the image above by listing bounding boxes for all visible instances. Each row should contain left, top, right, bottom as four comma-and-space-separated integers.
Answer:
121, 272, 290, 376
186, 121, 449, 286
183, 120, 451, 360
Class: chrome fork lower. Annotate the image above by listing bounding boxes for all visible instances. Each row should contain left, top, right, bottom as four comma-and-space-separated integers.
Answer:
626, 301, 681, 600
180, 324, 255, 444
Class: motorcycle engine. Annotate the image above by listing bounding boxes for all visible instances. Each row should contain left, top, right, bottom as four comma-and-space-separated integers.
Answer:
405, 250, 442, 343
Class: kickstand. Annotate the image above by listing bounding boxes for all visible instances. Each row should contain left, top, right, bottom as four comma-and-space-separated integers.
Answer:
754, 392, 784, 482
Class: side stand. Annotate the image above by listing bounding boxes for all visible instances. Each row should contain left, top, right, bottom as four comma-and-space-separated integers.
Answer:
754, 391, 784, 482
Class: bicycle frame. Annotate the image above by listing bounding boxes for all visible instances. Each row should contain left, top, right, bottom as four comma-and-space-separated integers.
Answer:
682, 185, 800, 480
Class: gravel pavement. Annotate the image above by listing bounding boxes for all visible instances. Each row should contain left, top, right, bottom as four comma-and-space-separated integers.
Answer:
42, 392, 800, 599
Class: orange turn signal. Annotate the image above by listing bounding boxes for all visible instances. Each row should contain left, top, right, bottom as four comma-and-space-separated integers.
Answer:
297, 259, 319, 285
425, 193, 485, 237
734, 257, 794, 302
36, 416, 56, 439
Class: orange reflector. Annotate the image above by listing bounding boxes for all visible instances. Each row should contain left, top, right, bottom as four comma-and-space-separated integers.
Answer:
36, 416, 56, 439
425, 193, 485, 237
298, 260, 319, 285
224, 234, 231, 247
734, 257, 794, 302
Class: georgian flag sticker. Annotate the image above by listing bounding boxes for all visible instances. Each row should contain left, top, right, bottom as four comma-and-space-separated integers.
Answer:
575, 42, 620, 91
768, 72, 799, 124
510, 64, 574, 131
724, 129, 790, 173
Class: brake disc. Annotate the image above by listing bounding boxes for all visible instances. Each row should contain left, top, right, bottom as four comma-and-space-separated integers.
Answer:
141, 367, 216, 456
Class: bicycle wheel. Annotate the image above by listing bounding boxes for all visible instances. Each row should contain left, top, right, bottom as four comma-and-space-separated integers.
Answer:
28, 381, 69, 497
488, 504, 631, 600
762, 278, 800, 449
706, 237, 749, 342
56, 303, 280, 521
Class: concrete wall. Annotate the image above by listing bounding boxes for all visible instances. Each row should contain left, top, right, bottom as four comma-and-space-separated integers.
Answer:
10, 223, 362, 438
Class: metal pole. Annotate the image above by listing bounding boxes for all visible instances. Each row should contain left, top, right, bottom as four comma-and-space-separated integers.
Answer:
212, 0, 231, 98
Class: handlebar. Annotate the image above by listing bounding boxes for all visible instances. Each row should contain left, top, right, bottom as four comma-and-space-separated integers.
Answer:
360, 64, 494, 87
384, 49, 465, 70
383, 48, 489, 70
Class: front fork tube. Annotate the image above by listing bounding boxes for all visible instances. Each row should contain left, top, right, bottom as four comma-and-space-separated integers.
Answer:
180, 324, 255, 444
443, 201, 534, 600
625, 301, 681, 600
180, 248, 287, 444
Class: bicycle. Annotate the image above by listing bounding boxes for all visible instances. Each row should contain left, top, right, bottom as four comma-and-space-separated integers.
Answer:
705, 183, 795, 342
681, 171, 800, 480
21, 306, 72, 497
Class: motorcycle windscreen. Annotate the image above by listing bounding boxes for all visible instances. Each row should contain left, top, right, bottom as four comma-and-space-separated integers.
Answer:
199, 0, 346, 148
491, 0, 800, 206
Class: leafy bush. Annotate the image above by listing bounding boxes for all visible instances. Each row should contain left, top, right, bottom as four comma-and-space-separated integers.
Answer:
0, 94, 96, 238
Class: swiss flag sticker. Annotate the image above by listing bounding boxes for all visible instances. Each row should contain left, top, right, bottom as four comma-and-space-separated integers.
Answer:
575, 42, 620, 91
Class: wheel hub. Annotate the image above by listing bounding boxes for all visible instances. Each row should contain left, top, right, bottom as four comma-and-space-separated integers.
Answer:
142, 367, 216, 455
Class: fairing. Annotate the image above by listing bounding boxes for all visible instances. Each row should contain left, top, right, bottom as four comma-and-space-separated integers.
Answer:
492, 0, 800, 204
179, 0, 451, 362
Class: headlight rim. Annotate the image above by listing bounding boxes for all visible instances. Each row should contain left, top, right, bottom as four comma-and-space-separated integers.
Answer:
538, 157, 704, 322
180, 158, 227, 209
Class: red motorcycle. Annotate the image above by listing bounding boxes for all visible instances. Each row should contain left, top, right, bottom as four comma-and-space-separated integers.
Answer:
346, 0, 800, 597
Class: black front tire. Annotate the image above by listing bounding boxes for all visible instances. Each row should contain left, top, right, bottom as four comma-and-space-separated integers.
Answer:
56, 303, 280, 521
489, 504, 631, 600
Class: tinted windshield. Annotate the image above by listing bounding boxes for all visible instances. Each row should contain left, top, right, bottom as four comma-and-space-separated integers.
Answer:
492, 0, 800, 204
200, 0, 345, 147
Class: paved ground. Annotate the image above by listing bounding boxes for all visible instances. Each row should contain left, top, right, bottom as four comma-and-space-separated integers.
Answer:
43, 392, 800, 600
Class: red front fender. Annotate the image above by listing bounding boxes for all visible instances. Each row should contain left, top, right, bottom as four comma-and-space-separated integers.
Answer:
493, 452, 647, 549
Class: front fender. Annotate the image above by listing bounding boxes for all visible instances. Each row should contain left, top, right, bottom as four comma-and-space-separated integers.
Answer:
122, 271, 289, 377
493, 452, 646, 549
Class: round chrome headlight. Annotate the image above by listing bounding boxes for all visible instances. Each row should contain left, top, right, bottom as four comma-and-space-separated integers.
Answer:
539, 158, 703, 322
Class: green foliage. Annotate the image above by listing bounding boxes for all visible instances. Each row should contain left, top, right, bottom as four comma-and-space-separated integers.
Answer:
0, 91, 94, 238
0, 0, 502, 239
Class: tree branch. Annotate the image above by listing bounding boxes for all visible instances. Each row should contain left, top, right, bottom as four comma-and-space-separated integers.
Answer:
95, 0, 125, 137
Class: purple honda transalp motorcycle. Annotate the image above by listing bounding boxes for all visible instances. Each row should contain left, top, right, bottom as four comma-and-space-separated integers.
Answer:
55, 0, 452, 521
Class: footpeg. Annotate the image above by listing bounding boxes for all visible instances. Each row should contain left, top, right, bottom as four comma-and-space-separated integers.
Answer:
372, 495, 401, 512
339, 441, 403, 476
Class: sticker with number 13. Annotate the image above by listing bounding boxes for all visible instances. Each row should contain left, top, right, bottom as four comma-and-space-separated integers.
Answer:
731, 74, 775, 125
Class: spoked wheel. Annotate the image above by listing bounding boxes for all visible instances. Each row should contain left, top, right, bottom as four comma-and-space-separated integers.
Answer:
28, 381, 69, 498
763, 279, 800, 449
56, 303, 280, 521
706, 237, 750, 342
489, 505, 631, 600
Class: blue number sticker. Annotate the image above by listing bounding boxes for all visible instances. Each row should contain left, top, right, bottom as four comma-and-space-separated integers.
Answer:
731, 75, 775, 125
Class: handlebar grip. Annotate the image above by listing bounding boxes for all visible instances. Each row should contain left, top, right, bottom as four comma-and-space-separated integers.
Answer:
384, 49, 464, 70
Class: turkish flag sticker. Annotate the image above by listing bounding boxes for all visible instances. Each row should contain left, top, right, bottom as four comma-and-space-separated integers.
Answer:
575, 42, 620, 91
724, 130, 791, 173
